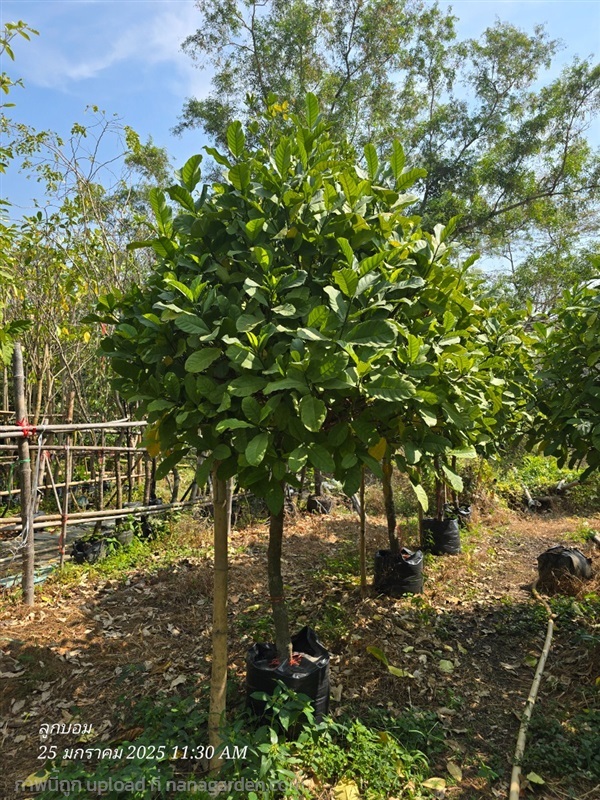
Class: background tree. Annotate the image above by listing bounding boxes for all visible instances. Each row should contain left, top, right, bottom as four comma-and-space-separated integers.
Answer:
176, 0, 600, 304
535, 274, 600, 478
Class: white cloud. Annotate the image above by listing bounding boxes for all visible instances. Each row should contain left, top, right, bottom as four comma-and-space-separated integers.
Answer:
11, 0, 213, 98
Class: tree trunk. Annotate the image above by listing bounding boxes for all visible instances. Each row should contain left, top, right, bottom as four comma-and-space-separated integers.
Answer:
434, 457, 444, 521
382, 456, 399, 554
297, 464, 306, 507
170, 467, 180, 503
267, 492, 292, 663
208, 473, 232, 773
314, 468, 322, 496
359, 466, 367, 597
13, 343, 34, 606
451, 456, 459, 506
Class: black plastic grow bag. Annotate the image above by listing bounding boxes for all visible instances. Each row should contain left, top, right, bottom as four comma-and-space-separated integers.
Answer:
537, 545, 592, 580
373, 548, 423, 597
421, 518, 461, 555
71, 539, 106, 564
246, 626, 330, 722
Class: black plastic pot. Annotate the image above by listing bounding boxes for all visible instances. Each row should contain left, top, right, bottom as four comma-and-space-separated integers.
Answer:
538, 545, 592, 580
421, 518, 461, 555
306, 495, 333, 514
246, 626, 330, 723
71, 539, 106, 564
373, 548, 423, 597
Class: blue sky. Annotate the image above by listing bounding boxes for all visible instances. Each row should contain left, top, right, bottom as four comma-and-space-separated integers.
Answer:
1, 0, 599, 217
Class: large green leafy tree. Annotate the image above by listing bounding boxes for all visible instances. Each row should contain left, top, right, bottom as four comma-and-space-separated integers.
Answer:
98, 95, 515, 654
176, 0, 600, 302
535, 276, 600, 478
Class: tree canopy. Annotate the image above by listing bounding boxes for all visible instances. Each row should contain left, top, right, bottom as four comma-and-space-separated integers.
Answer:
176, 0, 600, 302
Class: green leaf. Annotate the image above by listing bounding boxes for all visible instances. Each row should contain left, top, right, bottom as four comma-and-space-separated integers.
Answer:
185, 348, 221, 373
229, 163, 250, 191
177, 154, 202, 192
275, 137, 291, 177
388, 665, 413, 678
366, 375, 414, 401
333, 268, 358, 298
395, 167, 427, 191
245, 217, 265, 242
288, 446, 308, 473
344, 320, 396, 346
406, 334, 421, 362
227, 120, 245, 158
305, 93, 320, 128
215, 419, 255, 432
307, 304, 329, 329
448, 445, 477, 459
364, 143, 379, 179
174, 315, 210, 335
366, 645, 389, 666
438, 659, 454, 673
246, 432, 269, 466
299, 395, 327, 432
228, 375, 267, 396
410, 482, 429, 512
442, 464, 464, 493
265, 481, 285, 515
390, 140, 405, 180
308, 444, 335, 473
166, 184, 196, 212
337, 237, 354, 266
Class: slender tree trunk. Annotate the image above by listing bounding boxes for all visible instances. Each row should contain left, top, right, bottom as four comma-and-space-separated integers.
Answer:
297, 465, 306, 507
13, 344, 34, 605
170, 467, 180, 503
208, 472, 232, 774
382, 456, 399, 554
268, 492, 292, 663
359, 466, 367, 597
2, 366, 9, 413
314, 468, 322, 496
451, 455, 459, 506
434, 456, 443, 521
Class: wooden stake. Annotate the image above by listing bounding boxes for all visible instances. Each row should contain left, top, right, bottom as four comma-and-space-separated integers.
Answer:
13, 343, 35, 605
98, 431, 105, 510
58, 390, 74, 568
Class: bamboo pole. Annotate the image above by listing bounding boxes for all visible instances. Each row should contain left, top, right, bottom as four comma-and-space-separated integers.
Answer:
2, 367, 9, 413
13, 343, 35, 605
126, 425, 133, 504
98, 431, 105, 510
59, 390, 75, 568
508, 582, 556, 800
0, 419, 147, 438
0, 472, 144, 499
0, 497, 211, 533
115, 436, 123, 510
0, 444, 143, 452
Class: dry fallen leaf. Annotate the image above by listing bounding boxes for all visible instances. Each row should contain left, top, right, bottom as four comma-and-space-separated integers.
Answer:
446, 761, 463, 782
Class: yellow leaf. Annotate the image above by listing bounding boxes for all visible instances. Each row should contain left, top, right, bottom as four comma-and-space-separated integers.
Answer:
333, 779, 361, 800
422, 777, 446, 790
368, 437, 387, 460
143, 423, 161, 458
83, 331, 91, 344
62, 327, 69, 336
526, 772, 545, 785
446, 761, 462, 782
22, 770, 51, 788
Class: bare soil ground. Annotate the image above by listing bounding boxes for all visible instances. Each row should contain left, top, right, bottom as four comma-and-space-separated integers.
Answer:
0, 503, 599, 800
